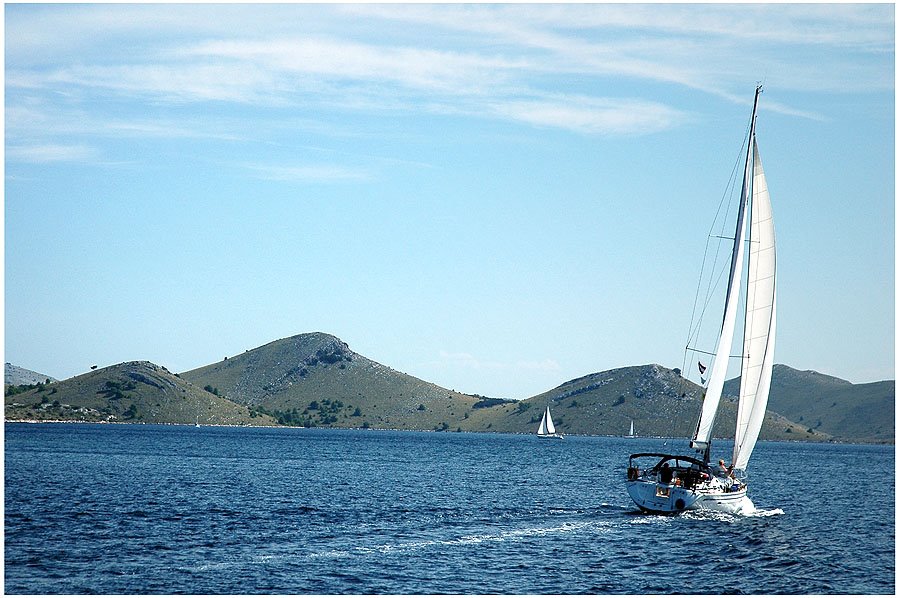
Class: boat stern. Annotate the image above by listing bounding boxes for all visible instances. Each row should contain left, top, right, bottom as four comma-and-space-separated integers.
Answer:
626, 479, 699, 513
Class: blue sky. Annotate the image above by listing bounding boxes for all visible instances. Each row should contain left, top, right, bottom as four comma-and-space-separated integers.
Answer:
4, 3, 894, 399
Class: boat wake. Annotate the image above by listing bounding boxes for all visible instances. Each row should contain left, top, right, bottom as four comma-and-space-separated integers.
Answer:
678, 497, 783, 521
734, 496, 784, 517
742, 506, 785, 517
308, 520, 608, 560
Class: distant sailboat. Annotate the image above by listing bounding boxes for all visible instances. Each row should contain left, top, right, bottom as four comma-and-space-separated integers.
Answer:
626, 85, 775, 515
626, 420, 636, 438
537, 406, 563, 440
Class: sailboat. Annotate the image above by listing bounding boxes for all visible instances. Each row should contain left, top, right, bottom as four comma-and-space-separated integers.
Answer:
537, 406, 563, 439
626, 420, 636, 438
626, 85, 775, 514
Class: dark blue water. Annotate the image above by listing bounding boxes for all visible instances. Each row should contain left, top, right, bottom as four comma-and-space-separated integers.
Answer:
4, 423, 895, 594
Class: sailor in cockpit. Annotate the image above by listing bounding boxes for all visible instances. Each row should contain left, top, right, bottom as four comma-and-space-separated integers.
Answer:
713, 459, 733, 479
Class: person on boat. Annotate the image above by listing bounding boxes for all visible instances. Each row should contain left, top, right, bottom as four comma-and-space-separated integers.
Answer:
714, 459, 734, 479
659, 462, 673, 485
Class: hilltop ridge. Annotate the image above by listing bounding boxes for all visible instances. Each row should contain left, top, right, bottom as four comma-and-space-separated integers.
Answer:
5, 363, 57, 386
180, 332, 483, 430
5, 333, 894, 443
725, 364, 893, 443
4, 360, 275, 426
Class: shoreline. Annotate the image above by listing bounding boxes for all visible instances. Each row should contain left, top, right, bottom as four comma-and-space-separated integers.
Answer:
4, 419, 893, 445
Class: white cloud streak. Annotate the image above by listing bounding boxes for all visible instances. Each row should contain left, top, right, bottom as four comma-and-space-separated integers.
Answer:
490, 96, 684, 135
6, 143, 99, 164
4, 3, 892, 165
240, 162, 371, 183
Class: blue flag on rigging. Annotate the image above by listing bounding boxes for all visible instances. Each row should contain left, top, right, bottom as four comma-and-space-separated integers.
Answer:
697, 361, 707, 375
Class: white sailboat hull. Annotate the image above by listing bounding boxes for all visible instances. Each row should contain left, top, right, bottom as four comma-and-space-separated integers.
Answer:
626, 479, 749, 514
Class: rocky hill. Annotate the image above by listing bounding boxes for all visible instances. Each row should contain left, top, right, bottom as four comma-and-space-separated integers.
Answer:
724, 364, 894, 443
465, 364, 827, 442
180, 332, 484, 430
5, 333, 893, 443
4, 361, 276, 426
5, 363, 57, 386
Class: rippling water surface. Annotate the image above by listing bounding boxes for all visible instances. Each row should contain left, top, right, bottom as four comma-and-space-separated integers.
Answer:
4, 423, 895, 594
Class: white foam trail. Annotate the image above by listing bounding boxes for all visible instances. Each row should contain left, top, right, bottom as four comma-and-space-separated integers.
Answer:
736, 496, 784, 517
679, 496, 784, 520
307, 520, 607, 559
736, 495, 757, 515
743, 506, 785, 517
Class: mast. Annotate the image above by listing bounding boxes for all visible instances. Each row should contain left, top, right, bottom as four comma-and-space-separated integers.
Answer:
690, 86, 762, 461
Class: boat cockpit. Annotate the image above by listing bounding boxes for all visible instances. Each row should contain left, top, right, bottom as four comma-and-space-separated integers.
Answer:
626, 452, 720, 490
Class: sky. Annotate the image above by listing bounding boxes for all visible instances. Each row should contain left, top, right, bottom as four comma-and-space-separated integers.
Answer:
4, 2, 895, 399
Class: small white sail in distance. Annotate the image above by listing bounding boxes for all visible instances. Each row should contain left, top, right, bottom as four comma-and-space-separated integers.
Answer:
537, 406, 556, 436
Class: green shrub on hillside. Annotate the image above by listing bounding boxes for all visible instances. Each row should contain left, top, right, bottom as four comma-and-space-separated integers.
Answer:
99, 380, 136, 400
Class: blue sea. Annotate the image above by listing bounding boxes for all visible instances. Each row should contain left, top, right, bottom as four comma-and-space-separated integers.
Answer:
4, 423, 895, 594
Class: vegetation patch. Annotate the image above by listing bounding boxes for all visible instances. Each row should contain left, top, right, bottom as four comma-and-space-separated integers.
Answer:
98, 380, 136, 400
5, 381, 49, 397
253, 397, 362, 427
472, 396, 515, 409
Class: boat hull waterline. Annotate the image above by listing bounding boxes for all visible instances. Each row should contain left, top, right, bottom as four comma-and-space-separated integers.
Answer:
626, 452, 755, 515
625, 480, 752, 515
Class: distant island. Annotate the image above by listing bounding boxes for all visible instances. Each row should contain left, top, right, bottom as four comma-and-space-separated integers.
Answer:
4, 332, 894, 444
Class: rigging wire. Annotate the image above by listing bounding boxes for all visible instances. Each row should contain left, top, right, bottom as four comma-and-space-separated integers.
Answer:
680, 110, 756, 386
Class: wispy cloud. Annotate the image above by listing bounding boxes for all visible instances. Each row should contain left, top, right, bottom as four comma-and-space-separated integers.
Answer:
240, 162, 371, 183
8, 63, 279, 104
489, 96, 685, 136
6, 104, 248, 142
346, 3, 894, 98
7, 33, 689, 137
178, 37, 526, 96
4, 2, 892, 166
6, 143, 99, 164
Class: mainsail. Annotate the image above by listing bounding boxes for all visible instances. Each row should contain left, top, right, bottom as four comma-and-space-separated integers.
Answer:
732, 140, 777, 471
538, 406, 556, 436
691, 85, 774, 473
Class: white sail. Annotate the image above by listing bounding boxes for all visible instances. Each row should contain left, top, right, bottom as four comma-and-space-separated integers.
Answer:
629, 420, 634, 436
732, 141, 776, 471
543, 407, 556, 435
537, 407, 550, 435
